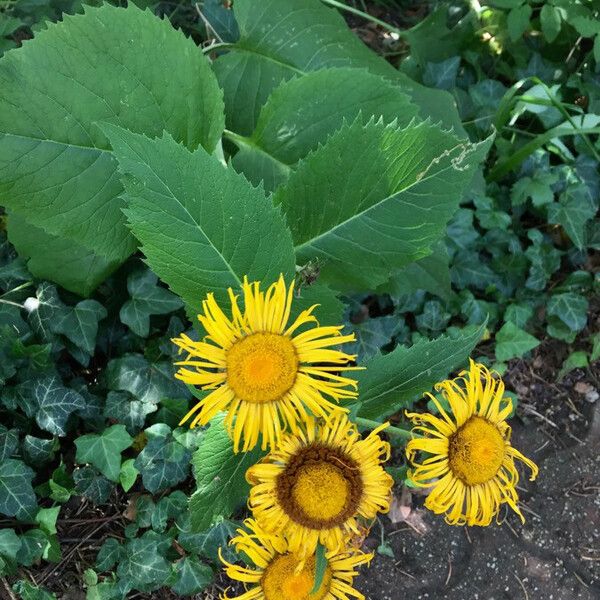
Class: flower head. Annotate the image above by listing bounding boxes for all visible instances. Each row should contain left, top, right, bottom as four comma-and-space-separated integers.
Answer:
406, 360, 538, 526
172, 276, 359, 452
246, 412, 393, 556
219, 519, 372, 600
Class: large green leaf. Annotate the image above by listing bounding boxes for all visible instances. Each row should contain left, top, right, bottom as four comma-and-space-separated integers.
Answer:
355, 323, 486, 420
171, 557, 213, 595
230, 67, 418, 190
0, 4, 224, 292
213, 0, 463, 136
495, 322, 540, 361
189, 416, 262, 531
102, 125, 295, 313
0, 459, 37, 519
75, 425, 133, 483
274, 118, 491, 290
7, 213, 119, 297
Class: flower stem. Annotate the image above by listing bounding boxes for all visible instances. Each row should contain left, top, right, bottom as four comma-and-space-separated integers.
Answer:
355, 417, 413, 440
320, 0, 405, 37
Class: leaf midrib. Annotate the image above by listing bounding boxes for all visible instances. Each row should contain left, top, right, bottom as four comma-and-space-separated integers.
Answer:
116, 133, 243, 289
294, 141, 470, 255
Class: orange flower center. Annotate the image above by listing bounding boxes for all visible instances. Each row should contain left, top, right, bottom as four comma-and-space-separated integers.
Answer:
226, 333, 298, 403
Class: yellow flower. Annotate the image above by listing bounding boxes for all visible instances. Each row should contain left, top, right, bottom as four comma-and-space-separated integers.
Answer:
246, 412, 393, 556
406, 360, 539, 526
219, 519, 372, 600
172, 276, 359, 452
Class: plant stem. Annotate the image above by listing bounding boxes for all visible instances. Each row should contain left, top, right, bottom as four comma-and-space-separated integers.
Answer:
320, 0, 404, 37
355, 417, 414, 440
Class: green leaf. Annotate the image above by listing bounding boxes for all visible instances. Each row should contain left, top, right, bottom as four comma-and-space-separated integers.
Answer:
495, 322, 540, 361
380, 243, 452, 301
134, 424, 191, 493
540, 4, 562, 42
151, 491, 188, 532
0, 425, 18, 461
171, 557, 213, 595
190, 416, 262, 531
547, 293, 589, 333
120, 269, 183, 337
558, 351, 589, 381
0, 459, 36, 519
12, 581, 57, 600
105, 353, 188, 404
75, 424, 133, 482
178, 517, 239, 562
355, 323, 485, 420
201, 0, 239, 42
35, 506, 60, 536
22, 435, 57, 465
311, 543, 327, 594
507, 4, 532, 41
96, 538, 123, 573
0, 3, 224, 291
33, 376, 85, 437
16, 529, 48, 567
73, 467, 114, 504
570, 16, 600, 37
7, 213, 119, 297
274, 118, 491, 290
230, 67, 418, 191
0, 529, 21, 561
103, 391, 157, 435
591, 333, 600, 362
213, 0, 463, 136
350, 315, 408, 363
54, 299, 107, 355
117, 537, 172, 591
547, 184, 597, 249
102, 125, 296, 314
119, 459, 139, 493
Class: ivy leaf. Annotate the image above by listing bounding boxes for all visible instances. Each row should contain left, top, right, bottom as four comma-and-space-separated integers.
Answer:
558, 351, 589, 381
102, 125, 296, 314
495, 322, 540, 361
355, 323, 486, 420
190, 416, 262, 531
134, 424, 191, 493
0, 459, 36, 519
547, 184, 597, 249
349, 315, 408, 363
119, 459, 139, 493
117, 537, 172, 591
96, 538, 123, 573
11, 581, 57, 600
171, 557, 213, 595
0, 529, 21, 562
75, 425, 133, 482
151, 491, 188, 532
105, 353, 189, 404
26, 284, 70, 344
547, 293, 589, 333
73, 467, 114, 505
231, 67, 418, 191
33, 376, 85, 437
103, 391, 157, 435
0, 3, 224, 292
200, 0, 239, 42
120, 269, 183, 337
0, 425, 18, 461
54, 300, 107, 355
16, 529, 48, 567
274, 118, 491, 290
178, 517, 239, 563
